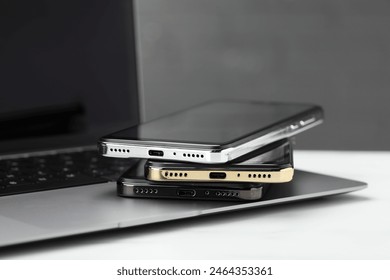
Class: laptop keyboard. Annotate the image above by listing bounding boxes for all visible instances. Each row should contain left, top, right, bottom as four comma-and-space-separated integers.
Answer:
0, 149, 135, 196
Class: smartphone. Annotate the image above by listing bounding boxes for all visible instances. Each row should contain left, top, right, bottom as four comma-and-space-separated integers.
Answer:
118, 180, 265, 201
146, 139, 294, 184
117, 161, 267, 201
99, 100, 323, 163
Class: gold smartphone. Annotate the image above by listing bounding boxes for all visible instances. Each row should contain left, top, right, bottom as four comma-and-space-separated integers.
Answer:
145, 139, 294, 184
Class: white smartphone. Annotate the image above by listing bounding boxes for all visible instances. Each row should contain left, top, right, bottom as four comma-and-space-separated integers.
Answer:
145, 139, 294, 184
99, 100, 323, 164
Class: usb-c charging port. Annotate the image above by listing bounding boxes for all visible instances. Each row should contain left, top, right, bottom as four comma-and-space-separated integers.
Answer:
209, 172, 226, 179
148, 150, 164, 157
177, 189, 196, 197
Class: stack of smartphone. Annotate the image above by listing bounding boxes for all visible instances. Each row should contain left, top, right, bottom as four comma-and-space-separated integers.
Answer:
98, 100, 323, 202
114, 138, 292, 201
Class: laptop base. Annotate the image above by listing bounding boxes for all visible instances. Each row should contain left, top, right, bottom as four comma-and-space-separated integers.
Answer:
0, 170, 366, 248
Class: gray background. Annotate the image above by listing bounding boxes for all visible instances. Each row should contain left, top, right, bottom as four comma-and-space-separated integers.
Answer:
134, 0, 390, 150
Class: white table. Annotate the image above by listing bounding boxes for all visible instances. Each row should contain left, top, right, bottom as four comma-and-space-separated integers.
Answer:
2, 151, 390, 259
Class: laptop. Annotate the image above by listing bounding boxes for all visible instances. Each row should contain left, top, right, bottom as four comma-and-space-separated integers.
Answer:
0, 0, 366, 248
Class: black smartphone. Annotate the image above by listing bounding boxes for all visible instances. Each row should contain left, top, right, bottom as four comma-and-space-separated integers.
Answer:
117, 161, 268, 201
99, 100, 323, 164
145, 139, 294, 184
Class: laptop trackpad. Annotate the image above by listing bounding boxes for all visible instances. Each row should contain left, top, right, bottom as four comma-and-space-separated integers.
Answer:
0, 182, 232, 239
0, 216, 47, 246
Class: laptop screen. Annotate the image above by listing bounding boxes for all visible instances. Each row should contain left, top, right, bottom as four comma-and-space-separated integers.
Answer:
0, 0, 139, 146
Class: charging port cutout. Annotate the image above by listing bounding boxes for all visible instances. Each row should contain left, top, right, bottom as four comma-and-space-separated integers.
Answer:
148, 150, 164, 157
209, 172, 226, 179
177, 189, 196, 197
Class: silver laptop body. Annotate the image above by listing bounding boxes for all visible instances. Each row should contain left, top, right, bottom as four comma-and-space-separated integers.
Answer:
0, 170, 366, 247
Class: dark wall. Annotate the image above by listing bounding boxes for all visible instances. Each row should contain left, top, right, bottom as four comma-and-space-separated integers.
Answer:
136, 0, 390, 150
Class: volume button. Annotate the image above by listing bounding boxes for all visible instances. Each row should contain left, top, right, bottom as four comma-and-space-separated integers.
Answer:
290, 123, 299, 131
300, 117, 316, 126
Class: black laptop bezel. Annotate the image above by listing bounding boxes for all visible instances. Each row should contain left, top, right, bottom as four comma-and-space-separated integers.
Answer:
0, 0, 140, 156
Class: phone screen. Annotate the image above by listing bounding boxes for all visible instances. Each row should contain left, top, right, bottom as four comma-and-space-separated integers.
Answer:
103, 101, 319, 146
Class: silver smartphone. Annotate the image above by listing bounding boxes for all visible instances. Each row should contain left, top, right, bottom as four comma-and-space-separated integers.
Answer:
117, 161, 267, 201
146, 139, 294, 184
99, 100, 323, 164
